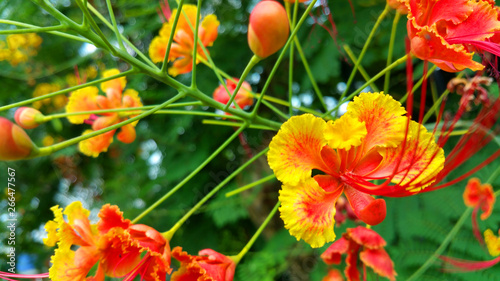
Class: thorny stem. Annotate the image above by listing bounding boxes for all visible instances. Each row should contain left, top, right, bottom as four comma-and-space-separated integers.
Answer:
232, 201, 280, 264
339, 4, 390, 103
132, 125, 247, 224
162, 147, 268, 240
407, 165, 500, 281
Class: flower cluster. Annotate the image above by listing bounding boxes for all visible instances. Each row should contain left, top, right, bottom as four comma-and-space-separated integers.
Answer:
0, 33, 42, 66
149, 4, 219, 76
268, 92, 444, 247
44, 202, 236, 281
65, 68, 143, 157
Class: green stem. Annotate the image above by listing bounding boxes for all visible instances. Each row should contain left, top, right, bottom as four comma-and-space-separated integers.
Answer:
225, 174, 276, 197
322, 54, 407, 118
0, 69, 136, 111
34, 93, 185, 157
384, 11, 401, 94
75, 0, 115, 53
0, 19, 90, 43
162, 147, 268, 240
339, 4, 390, 102
191, 0, 202, 88
105, 0, 125, 50
251, 0, 318, 118
285, 1, 298, 117
232, 201, 280, 264
132, 125, 247, 224
201, 120, 276, 131
86, 4, 158, 70
400, 64, 437, 104
0, 24, 66, 35
421, 71, 462, 124
343, 44, 379, 92
223, 55, 260, 112
161, 0, 186, 73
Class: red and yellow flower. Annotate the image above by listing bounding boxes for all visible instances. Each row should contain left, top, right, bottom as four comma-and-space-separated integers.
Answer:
403, 0, 500, 72
65, 69, 142, 157
213, 78, 254, 109
149, 4, 219, 76
171, 247, 236, 281
44, 201, 171, 281
321, 226, 396, 281
268, 92, 445, 247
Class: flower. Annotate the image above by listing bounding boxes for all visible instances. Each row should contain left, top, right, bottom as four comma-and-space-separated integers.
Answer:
32, 82, 65, 111
0, 33, 42, 66
463, 177, 495, 246
403, 0, 500, 72
14, 107, 44, 129
321, 226, 396, 281
322, 269, 345, 281
248, 1, 290, 59
44, 201, 171, 281
213, 78, 254, 109
268, 92, 445, 247
447, 75, 492, 111
171, 247, 235, 281
65, 68, 143, 157
387, 0, 408, 14
0, 117, 36, 161
149, 4, 219, 76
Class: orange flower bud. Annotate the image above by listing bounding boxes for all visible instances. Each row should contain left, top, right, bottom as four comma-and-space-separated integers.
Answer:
0, 117, 36, 160
248, 1, 290, 59
14, 107, 44, 129
213, 78, 254, 109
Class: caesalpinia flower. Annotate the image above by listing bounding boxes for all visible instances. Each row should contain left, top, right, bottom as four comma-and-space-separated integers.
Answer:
447, 75, 492, 111
213, 78, 254, 109
149, 4, 219, 76
321, 226, 396, 281
0, 33, 42, 66
44, 201, 171, 281
268, 92, 445, 247
403, 0, 500, 72
463, 177, 496, 246
171, 247, 236, 281
65, 68, 143, 157
14, 107, 44, 129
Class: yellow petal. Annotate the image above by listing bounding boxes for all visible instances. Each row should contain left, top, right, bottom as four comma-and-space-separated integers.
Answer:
268, 114, 328, 185
485, 229, 500, 257
325, 116, 367, 150
100, 69, 126, 92
78, 130, 114, 158
66, 87, 99, 124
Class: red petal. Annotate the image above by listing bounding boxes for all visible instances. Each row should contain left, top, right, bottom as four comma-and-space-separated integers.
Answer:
359, 248, 396, 281
321, 237, 349, 265
344, 187, 386, 226
346, 226, 387, 249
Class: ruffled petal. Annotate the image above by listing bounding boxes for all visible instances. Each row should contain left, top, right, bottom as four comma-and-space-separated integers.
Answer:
200, 14, 219, 46
359, 248, 397, 281
149, 36, 169, 63
446, 1, 500, 42
78, 130, 114, 158
346, 226, 387, 249
324, 115, 367, 151
66, 87, 99, 124
321, 237, 349, 265
346, 92, 407, 152
100, 69, 126, 93
48, 246, 99, 281
97, 204, 131, 234
463, 178, 495, 220
279, 177, 343, 248
268, 114, 329, 185
98, 228, 142, 278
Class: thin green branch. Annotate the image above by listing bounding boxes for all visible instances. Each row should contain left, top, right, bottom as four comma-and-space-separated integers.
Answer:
202, 120, 276, 131
232, 201, 280, 264
0, 24, 66, 35
343, 44, 380, 92
75, 0, 116, 53
384, 11, 401, 94
132, 125, 247, 224
0, 19, 90, 43
226, 174, 276, 197
400, 64, 438, 104
35, 92, 186, 157
223, 55, 260, 111
191, 0, 202, 88
105, 0, 125, 50
0, 69, 137, 112
163, 147, 268, 240
339, 4, 390, 102
161, 0, 186, 73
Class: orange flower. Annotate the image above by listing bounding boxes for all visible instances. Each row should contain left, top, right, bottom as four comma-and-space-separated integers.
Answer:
171, 247, 235, 281
44, 202, 171, 281
464, 177, 495, 220
321, 226, 396, 281
248, 1, 290, 59
149, 4, 219, 76
268, 92, 445, 247
447, 75, 492, 111
65, 69, 143, 157
403, 0, 500, 72
322, 269, 345, 281
213, 78, 254, 109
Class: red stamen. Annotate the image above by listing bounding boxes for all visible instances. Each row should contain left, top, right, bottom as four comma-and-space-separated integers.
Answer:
440, 255, 500, 272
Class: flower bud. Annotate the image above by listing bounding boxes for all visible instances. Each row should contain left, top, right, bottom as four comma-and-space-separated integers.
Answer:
248, 1, 290, 59
14, 107, 44, 129
0, 117, 36, 160
213, 78, 254, 109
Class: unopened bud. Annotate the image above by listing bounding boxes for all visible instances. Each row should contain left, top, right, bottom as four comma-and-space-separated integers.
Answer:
14, 107, 44, 129
248, 1, 290, 59
0, 117, 36, 160
213, 79, 254, 109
